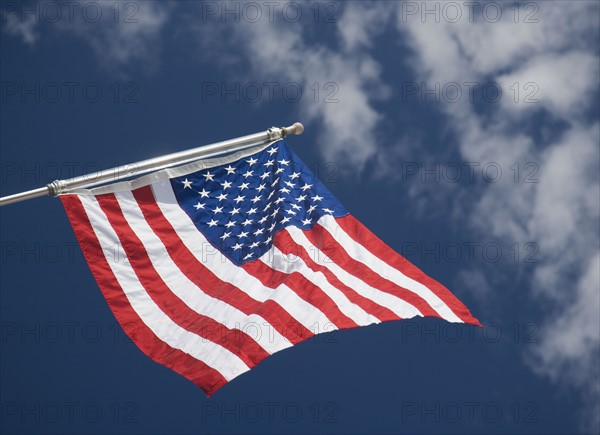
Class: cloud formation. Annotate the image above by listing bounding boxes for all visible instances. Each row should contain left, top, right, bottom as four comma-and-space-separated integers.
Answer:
396, 3, 599, 431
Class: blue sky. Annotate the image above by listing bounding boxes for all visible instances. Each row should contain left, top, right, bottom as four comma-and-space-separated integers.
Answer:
1, 1, 599, 434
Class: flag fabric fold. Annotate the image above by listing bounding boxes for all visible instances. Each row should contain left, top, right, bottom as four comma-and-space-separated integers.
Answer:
61, 138, 480, 396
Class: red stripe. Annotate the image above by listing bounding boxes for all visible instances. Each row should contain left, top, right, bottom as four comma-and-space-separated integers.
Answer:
243, 258, 358, 329
335, 215, 481, 326
60, 194, 228, 396
304, 222, 442, 319
136, 186, 312, 345
275, 229, 403, 323
95, 193, 267, 369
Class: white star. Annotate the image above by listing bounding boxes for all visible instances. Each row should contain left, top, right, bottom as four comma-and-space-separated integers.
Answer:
264, 236, 272, 244
266, 147, 277, 155
280, 216, 291, 224
279, 187, 290, 194
207, 219, 218, 227
242, 219, 253, 226
225, 221, 236, 228
248, 207, 257, 215
193, 202, 205, 210
270, 208, 280, 217
243, 253, 254, 260
290, 172, 300, 179
291, 203, 301, 210
182, 178, 193, 189
220, 231, 232, 240
278, 159, 290, 166
274, 197, 285, 204
323, 208, 334, 214
264, 202, 273, 210
203, 172, 214, 181
296, 194, 306, 202
243, 170, 254, 178
234, 195, 245, 204
256, 184, 266, 192
239, 182, 249, 191
275, 167, 285, 175
246, 157, 258, 166
286, 209, 296, 215
259, 216, 268, 224
308, 205, 317, 214
259, 172, 270, 180
254, 228, 264, 236
264, 160, 274, 167
251, 195, 261, 204
212, 206, 223, 214
225, 165, 236, 175
237, 231, 248, 239
249, 241, 259, 248
267, 191, 276, 200
217, 193, 228, 201
268, 222, 276, 232
302, 218, 312, 225
284, 180, 295, 188
199, 189, 210, 198
229, 207, 240, 215
221, 180, 232, 190
301, 183, 313, 191
270, 178, 280, 187
232, 243, 243, 251
312, 195, 323, 202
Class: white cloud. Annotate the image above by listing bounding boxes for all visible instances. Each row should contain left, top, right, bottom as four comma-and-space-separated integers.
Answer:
60, 1, 170, 76
395, 2, 600, 431
529, 124, 600, 300
192, 2, 392, 174
2, 13, 38, 46
2, 1, 170, 75
530, 252, 600, 432
497, 52, 599, 119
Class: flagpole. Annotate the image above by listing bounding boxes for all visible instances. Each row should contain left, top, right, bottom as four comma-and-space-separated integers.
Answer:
0, 122, 304, 207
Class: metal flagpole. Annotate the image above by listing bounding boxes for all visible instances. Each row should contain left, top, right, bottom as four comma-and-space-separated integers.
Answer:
0, 122, 304, 207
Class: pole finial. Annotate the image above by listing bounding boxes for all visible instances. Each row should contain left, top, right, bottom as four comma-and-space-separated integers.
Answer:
290, 122, 304, 135
281, 122, 304, 137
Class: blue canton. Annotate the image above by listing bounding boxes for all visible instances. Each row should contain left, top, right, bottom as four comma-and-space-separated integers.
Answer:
171, 139, 347, 265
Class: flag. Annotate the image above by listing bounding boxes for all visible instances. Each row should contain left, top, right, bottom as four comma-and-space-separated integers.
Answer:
61, 138, 480, 396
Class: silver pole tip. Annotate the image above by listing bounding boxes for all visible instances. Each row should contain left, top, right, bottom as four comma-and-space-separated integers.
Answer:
290, 122, 304, 135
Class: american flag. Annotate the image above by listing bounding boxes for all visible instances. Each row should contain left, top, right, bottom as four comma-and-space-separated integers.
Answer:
61, 139, 480, 396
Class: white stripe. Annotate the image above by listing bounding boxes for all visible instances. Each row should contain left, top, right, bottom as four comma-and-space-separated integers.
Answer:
319, 215, 463, 323
263, 236, 380, 326
285, 225, 424, 320
150, 180, 335, 333
78, 194, 250, 381
113, 190, 291, 355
